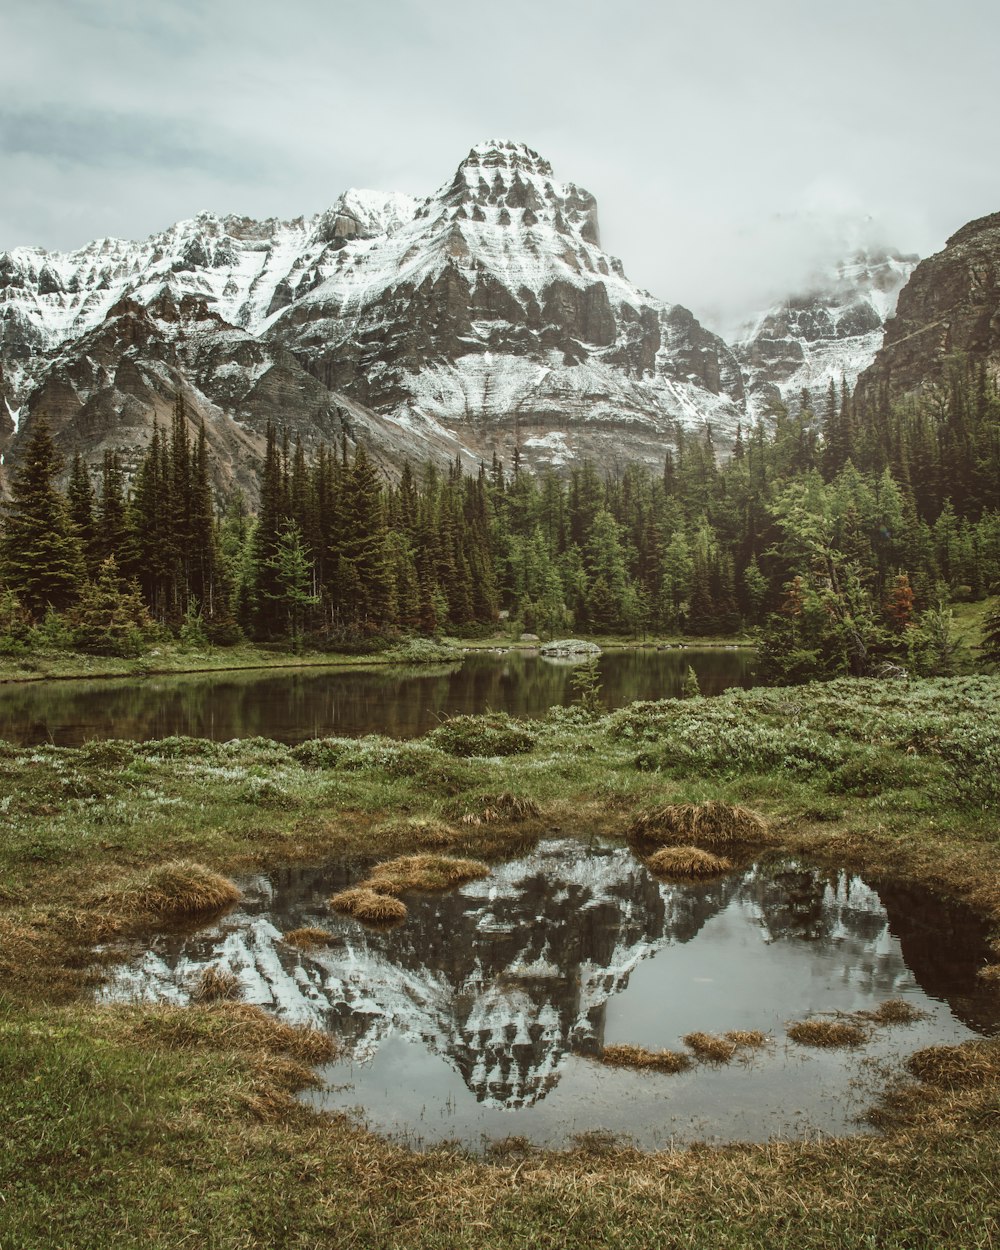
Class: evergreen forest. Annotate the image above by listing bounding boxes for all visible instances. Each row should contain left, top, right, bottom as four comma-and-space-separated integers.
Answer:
2, 357, 999, 683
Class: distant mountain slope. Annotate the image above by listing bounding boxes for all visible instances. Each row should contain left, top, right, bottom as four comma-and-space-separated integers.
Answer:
733, 249, 918, 420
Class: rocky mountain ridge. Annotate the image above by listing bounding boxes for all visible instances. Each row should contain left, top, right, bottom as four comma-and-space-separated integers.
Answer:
855, 211, 1000, 412
1, 141, 748, 493
0, 141, 937, 495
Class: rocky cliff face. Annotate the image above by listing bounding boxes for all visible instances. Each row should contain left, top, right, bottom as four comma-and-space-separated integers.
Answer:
855, 213, 1000, 412
734, 249, 918, 420
0, 142, 745, 494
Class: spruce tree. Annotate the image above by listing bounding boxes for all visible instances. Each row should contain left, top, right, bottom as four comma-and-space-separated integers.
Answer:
0, 416, 84, 614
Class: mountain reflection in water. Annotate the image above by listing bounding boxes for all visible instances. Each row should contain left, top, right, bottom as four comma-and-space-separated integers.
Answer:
100, 840, 998, 1148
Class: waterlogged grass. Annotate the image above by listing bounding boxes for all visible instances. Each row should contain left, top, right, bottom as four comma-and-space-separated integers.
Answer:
1, 674, 1000, 1247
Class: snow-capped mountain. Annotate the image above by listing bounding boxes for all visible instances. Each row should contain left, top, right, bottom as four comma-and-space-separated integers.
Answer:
734, 249, 919, 420
1, 141, 745, 492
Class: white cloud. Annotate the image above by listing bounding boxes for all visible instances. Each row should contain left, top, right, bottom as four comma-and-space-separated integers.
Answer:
2, 0, 998, 326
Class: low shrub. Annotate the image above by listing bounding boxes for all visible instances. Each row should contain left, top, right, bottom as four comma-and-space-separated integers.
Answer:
428, 713, 538, 758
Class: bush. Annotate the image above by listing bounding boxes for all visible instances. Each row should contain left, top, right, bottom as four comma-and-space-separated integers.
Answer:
428, 713, 538, 758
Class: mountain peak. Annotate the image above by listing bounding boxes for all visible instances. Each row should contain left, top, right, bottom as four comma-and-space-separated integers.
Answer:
441, 140, 599, 246
462, 139, 554, 177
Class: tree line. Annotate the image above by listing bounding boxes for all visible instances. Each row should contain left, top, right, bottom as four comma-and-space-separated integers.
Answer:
1, 357, 998, 677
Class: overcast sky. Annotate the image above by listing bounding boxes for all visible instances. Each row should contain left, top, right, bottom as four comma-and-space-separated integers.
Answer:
3, 0, 998, 331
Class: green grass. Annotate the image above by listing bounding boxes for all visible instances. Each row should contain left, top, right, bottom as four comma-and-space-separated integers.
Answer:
1, 675, 999, 1248
0, 636, 465, 684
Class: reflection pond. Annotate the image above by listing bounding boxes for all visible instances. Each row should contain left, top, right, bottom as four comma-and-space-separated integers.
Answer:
0, 648, 754, 746
100, 839, 999, 1151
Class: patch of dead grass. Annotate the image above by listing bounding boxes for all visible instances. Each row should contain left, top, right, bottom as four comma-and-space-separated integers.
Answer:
100, 860, 241, 921
863, 998, 928, 1025
328, 886, 408, 924
600, 1043, 692, 1074
119, 1001, 335, 1065
683, 1031, 738, 1062
646, 846, 734, 879
453, 792, 542, 826
906, 1041, 1000, 1089
787, 1018, 868, 1048
724, 1029, 770, 1049
628, 801, 773, 847
190, 964, 241, 1003
365, 853, 490, 895
283, 926, 342, 949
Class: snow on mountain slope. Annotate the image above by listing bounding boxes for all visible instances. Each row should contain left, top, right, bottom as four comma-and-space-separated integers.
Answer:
265, 140, 746, 472
733, 249, 919, 420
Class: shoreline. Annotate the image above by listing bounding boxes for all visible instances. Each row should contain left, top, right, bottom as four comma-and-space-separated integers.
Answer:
0, 635, 756, 686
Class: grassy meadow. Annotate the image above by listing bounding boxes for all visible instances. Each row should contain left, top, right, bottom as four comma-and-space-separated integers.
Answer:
1, 675, 999, 1248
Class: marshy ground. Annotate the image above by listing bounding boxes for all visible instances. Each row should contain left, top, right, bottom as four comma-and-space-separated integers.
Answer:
1, 675, 999, 1247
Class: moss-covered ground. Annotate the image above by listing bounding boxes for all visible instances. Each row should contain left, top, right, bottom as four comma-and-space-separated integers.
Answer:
1, 675, 999, 1248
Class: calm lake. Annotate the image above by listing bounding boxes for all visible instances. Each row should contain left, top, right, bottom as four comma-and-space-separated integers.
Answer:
100, 839, 999, 1151
0, 647, 754, 746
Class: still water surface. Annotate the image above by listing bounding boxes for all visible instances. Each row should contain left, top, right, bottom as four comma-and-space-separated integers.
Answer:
0, 648, 753, 746
100, 839, 998, 1151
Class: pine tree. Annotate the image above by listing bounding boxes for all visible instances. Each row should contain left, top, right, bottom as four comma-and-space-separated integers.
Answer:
67, 453, 98, 575
0, 416, 84, 614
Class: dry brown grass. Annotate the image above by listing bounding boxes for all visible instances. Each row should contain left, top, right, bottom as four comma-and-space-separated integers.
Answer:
283, 926, 341, 949
977, 963, 1000, 984
120, 1001, 335, 1065
455, 792, 542, 826
101, 860, 241, 920
864, 998, 927, 1025
787, 1018, 868, 1048
628, 801, 773, 847
364, 853, 490, 895
906, 1041, 1000, 1089
190, 964, 241, 1003
646, 846, 734, 879
724, 1029, 770, 1049
328, 887, 408, 924
683, 1031, 738, 1062
600, 1043, 692, 1074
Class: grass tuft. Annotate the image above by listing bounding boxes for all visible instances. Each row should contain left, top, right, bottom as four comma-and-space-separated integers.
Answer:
189, 964, 241, 1003
101, 860, 241, 920
787, 1018, 868, 1048
452, 792, 542, 825
724, 1029, 770, 1049
683, 1031, 738, 1062
646, 846, 734, 879
600, 1043, 692, 1074
328, 887, 408, 924
628, 801, 772, 846
364, 853, 490, 895
282, 926, 342, 950
906, 1041, 1000, 1088
864, 998, 927, 1025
